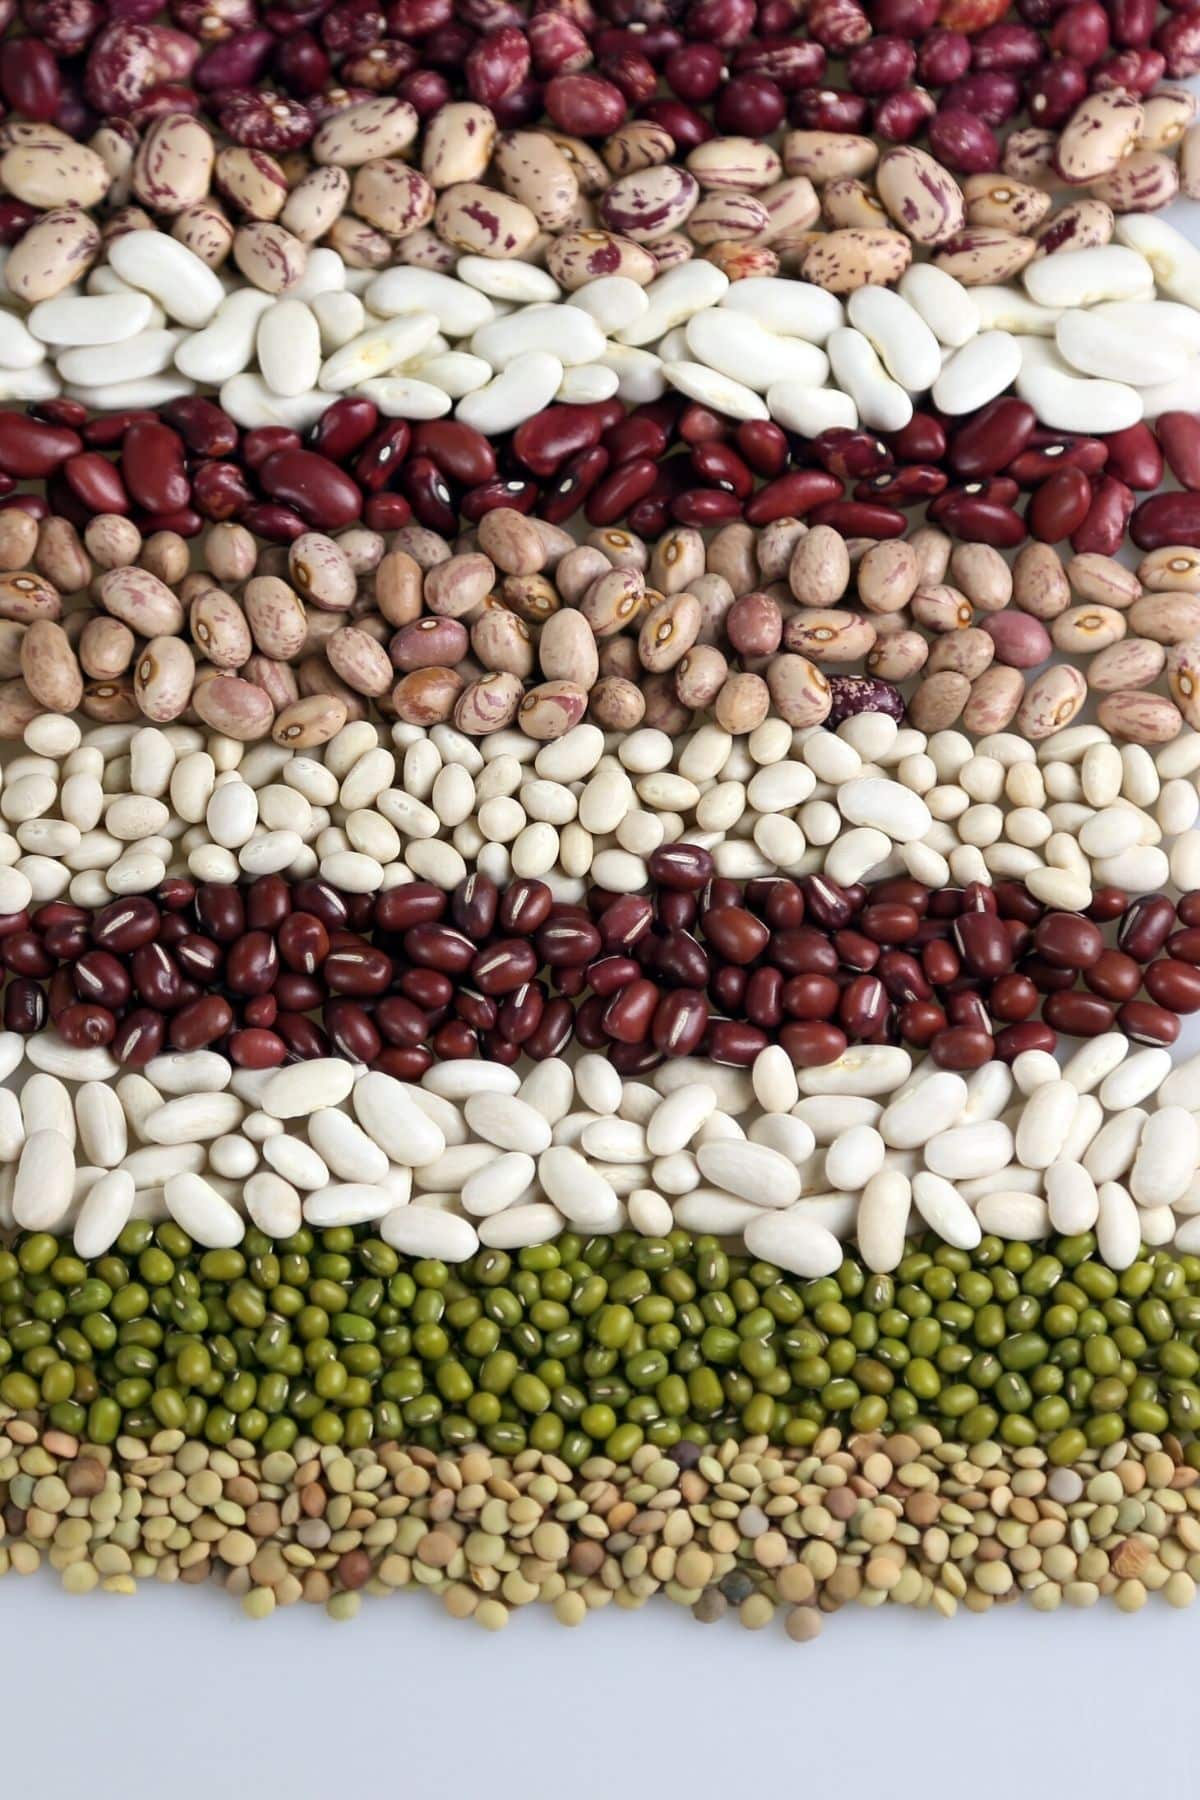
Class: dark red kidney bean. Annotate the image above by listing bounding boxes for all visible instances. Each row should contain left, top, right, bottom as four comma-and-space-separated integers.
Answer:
890, 413, 947, 465
169, 995, 234, 1050
311, 396, 380, 464
1156, 411, 1200, 492
648, 845, 715, 891
57, 1004, 116, 1049
373, 884, 445, 933
598, 895, 654, 950
691, 441, 755, 499
626, 498, 670, 538
3, 977, 45, 1034
1119, 999, 1181, 1046
160, 397, 239, 459
1033, 911, 1104, 969
1083, 948, 1143, 1000
524, 995, 574, 1061
195, 885, 244, 944
352, 420, 412, 493
603, 408, 674, 466
989, 972, 1039, 1019
953, 912, 1014, 976
90, 896, 160, 954
259, 449, 361, 531
245, 875, 291, 932
930, 1026, 994, 1070
1132, 492, 1200, 550
583, 457, 658, 527
0, 37, 60, 119
811, 429, 891, 480
122, 422, 190, 515
743, 469, 843, 525
243, 428, 300, 471
1145, 959, 1200, 1013
937, 496, 1026, 548
1007, 435, 1108, 485
1168, 927, 1200, 964
511, 405, 605, 479
192, 461, 254, 521
1041, 990, 1117, 1036
835, 928, 881, 970
735, 420, 789, 478
1027, 465, 1094, 542
948, 398, 1037, 479
995, 1022, 1057, 1060
451, 872, 499, 939
670, 488, 743, 528
63, 452, 130, 515
397, 454, 456, 533
857, 465, 947, 505
780, 1020, 848, 1066
700, 905, 770, 965
1100, 422, 1162, 490
1119, 895, 1176, 961
497, 879, 553, 936
782, 973, 840, 1018
228, 1028, 288, 1069
73, 950, 131, 1009
414, 418, 500, 485
808, 500, 906, 538
134, 507, 202, 541
242, 502, 307, 541
603, 977, 659, 1044
539, 447, 609, 525
1069, 474, 1136, 556
470, 939, 539, 996
324, 999, 383, 1063
225, 930, 278, 995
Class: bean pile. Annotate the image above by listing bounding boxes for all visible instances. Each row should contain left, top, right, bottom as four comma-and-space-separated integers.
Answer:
3, 1414, 1199, 1631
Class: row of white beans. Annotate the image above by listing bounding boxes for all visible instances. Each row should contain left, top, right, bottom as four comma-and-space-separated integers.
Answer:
2, 1030, 1200, 1274
4, 220, 1200, 433
2, 704, 1200, 918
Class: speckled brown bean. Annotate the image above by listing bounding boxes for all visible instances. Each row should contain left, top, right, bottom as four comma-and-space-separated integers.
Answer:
0, 677, 40, 737
908, 670, 971, 731
766, 652, 832, 727
789, 525, 850, 607
706, 522, 758, 597
36, 518, 89, 595
477, 510, 545, 577
79, 616, 134, 680
472, 604, 534, 678
907, 526, 951, 588
1130, 593, 1200, 644
134, 636, 195, 722
243, 654, 297, 714
555, 545, 612, 607
327, 625, 394, 697
0, 621, 24, 679
650, 527, 706, 596
243, 576, 307, 661
289, 534, 356, 611
912, 585, 973, 633
926, 627, 995, 679
1087, 637, 1165, 693
422, 553, 494, 621
867, 628, 929, 681
949, 542, 1012, 613
714, 670, 770, 735
691, 575, 736, 646
581, 568, 644, 637
189, 589, 252, 669
638, 591, 702, 672
1167, 640, 1200, 728
757, 519, 808, 585
856, 540, 919, 614
0, 572, 60, 625
962, 667, 1026, 736
97, 568, 183, 637
272, 694, 349, 748
192, 674, 275, 741
502, 575, 559, 626
19, 617, 81, 713
1067, 553, 1141, 608
204, 524, 257, 585
1013, 541, 1071, 620
1097, 690, 1182, 743
538, 610, 598, 689
784, 610, 876, 663
1016, 664, 1087, 739
455, 670, 524, 735
0, 511, 38, 572
1051, 603, 1126, 655
1139, 547, 1200, 592
374, 551, 424, 628
674, 644, 728, 708
589, 675, 646, 729
518, 679, 588, 740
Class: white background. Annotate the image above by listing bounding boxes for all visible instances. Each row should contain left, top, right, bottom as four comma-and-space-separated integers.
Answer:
8, 110, 1200, 1800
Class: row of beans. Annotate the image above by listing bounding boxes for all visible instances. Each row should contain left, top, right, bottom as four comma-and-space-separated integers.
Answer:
2, 865, 1199, 1074
4, 386, 1200, 553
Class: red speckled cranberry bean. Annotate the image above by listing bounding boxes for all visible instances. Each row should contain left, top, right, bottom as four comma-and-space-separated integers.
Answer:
0, 36, 61, 119
545, 71, 626, 134
928, 107, 1000, 170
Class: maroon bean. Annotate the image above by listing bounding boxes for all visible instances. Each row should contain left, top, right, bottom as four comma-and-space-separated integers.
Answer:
90, 895, 160, 954
930, 1025, 994, 1069
876, 950, 930, 1001
711, 963, 746, 1013
859, 902, 919, 945
72, 949, 131, 1009
545, 71, 627, 134
1118, 999, 1181, 1046
989, 971, 1039, 1019
351, 420, 412, 494
311, 396, 380, 464
275, 913, 329, 975
732, 421, 788, 479
1145, 958, 1200, 1013
470, 938, 539, 996
582, 458, 658, 528
169, 995, 233, 1050
782, 972, 840, 1018
161, 397, 238, 460
403, 923, 475, 975
670, 489, 744, 528
0, 414, 82, 478
953, 911, 1014, 976
891, 412, 949, 460
322, 999, 382, 1064
928, 107, 999, 171
1040, 990, 1116, 1036
897, 1001, 947, 1046
373, 884, 444, 933
174, 935, 221, 985
858, 465, 948, 505
63, 452, 130, 516
3, 977, 44, 1035
1094, 46, 1166, 90
223, 930, 278, 995
195, 885, 244, 944
801, 876, 855, 931
873, 84, 937, 139
587, 955, 640, 997
602, 976, 659, 1044
1131, 490, 1200, 550
1168, 927, 1200, 965
839, 973, 888, 1036
742, 469, 843, 526
706, 1019, 769, 1066
646, 845, 715, 893
498, 981, 545, 1045
276, 1014, 330, 1062
700, 905, 770, 965
522, 995, 573, 1061
780, 1020, 848, 1067
1033, 912, 1104, 970
56, 1003, 115, 1049
1155, 411, 1200, 493
536, 917, 603, 967
1119, 895, 1176, 961
0, 35, 61, 118
244, 876, 290, 933
412, 418, 498, 486
192, 461, 253, 521
948, 399, 1037, 480
372, 995, 428, 1048
1099, 423, 1162, 491
1008, 435, 1108, 484
497, 878, 553, 936
745, 965, 784, 1028
243, 428, 300, 472
598, 895, 654, 949
655, 929, 711, 988
108, 1007, 164, 1066
834, 929, 881, 971
764, 883, 805, 930
456, 987, 497, 1033
994, 1021, 1057, 1060
451, 872, 499, 939
228, 1027, 288, 1069
1083, 948, 1143, 1001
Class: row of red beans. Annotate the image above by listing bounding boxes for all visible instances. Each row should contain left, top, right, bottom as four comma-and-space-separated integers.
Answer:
1, 0, 1197, 168
2, 862, 1199, 1079
4, 393, 1200, 553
